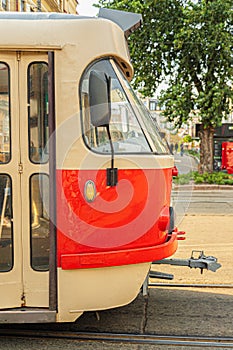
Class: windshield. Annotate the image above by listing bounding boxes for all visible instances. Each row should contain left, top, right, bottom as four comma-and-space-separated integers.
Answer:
112, 60, 170, 154
80, 59, 169, 154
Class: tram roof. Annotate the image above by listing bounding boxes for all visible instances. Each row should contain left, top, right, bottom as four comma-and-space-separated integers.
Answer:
0, 9, 140, 80
0, 9, 142, 38
0, 12, 88, 20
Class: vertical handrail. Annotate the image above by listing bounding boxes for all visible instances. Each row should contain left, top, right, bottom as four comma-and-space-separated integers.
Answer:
0, 178, 10, 239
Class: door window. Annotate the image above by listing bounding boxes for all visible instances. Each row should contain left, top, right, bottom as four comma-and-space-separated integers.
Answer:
28, 63, 49, 164
0, 175, 13, 272
0, 62, 12, 272
30, 174, 49, 271
28, 62, 50, 271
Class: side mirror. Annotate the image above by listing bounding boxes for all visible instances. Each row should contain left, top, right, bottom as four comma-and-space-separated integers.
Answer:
89, 70, 117, 187
89, 70, 111, 127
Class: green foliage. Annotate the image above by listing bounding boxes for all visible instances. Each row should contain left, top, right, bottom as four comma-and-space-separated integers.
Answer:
158, 0, 233, 129
173, 171, 195, 185
96, 0, 233, 173
174, 171, 233, 185
193, 172, 233, 185
182, 135, 192, 143
96, 0, 233, 127
187, 149, 200, 158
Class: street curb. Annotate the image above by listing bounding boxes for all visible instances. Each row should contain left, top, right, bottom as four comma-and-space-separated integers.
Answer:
174, 184, 233, 191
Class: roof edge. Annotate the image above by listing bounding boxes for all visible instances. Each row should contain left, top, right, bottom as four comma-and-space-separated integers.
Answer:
98, 8, 142, 38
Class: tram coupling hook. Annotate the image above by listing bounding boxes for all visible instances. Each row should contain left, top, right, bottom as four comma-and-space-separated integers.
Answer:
152, 250, 221, 274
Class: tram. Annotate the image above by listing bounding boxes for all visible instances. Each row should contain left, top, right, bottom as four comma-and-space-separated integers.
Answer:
0, 9, 179, 323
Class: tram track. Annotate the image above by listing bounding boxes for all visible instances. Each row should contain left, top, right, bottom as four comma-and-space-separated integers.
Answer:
0, 329, 233, 348
149, 283, 233, 288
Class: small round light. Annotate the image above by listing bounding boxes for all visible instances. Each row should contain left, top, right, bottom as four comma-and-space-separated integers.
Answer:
84, 180, 96, 203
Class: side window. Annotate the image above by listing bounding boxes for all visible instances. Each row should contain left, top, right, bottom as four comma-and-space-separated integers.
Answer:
0, 62, 10, 163
80, 60, 151, 154
28, 62, 49, 164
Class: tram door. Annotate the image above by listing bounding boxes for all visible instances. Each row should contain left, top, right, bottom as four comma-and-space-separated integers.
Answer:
0, 52, 50, 309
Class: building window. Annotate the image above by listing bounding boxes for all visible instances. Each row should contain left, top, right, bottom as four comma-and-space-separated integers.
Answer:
19, 0, 24, 11
2, 0, 7, 10
149, 100, 157, 111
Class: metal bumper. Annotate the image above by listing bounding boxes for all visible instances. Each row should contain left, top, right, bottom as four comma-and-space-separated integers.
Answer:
61, 233, 178, 269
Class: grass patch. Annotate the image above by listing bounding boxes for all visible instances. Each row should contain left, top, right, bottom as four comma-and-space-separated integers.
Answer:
174, 171, 233, 185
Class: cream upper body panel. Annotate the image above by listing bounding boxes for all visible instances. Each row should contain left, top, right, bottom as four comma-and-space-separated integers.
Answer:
0, 14, 135, 167
0, 15, 133, 78
0, 13, 173, 170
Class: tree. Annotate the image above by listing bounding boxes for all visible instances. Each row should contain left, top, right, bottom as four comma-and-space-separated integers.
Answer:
96, 0, 233, 173
183, 135, 192, 143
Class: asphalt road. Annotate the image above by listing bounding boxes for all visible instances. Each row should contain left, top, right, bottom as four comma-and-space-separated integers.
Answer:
174, 153, 198, 174
173, 153, 233, 218
173, 189, 233, 220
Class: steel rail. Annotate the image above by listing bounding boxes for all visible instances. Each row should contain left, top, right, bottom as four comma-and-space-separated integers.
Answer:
149, 283, 233, 288
1, 329, 233, 348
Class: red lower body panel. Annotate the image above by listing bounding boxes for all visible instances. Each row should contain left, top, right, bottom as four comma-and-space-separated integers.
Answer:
56, 167, 177, 269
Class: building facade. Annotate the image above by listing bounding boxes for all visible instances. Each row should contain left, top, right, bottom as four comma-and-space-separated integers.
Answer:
0, 0, 77, 13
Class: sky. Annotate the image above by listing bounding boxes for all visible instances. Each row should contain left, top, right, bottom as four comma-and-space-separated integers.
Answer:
77, 0, 98, 16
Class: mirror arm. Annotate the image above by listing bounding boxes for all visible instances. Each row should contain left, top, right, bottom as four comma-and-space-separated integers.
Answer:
106, 125, 118, 187
106, 125, 114, 169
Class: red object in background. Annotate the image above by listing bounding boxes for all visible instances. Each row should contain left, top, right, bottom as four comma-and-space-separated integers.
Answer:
172, 166, 179, 177
222, 142, 233, 174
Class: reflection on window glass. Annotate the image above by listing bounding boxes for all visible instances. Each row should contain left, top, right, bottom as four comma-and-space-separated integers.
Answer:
30, 174, 49, 271
113, 61, 170, 154
81, 60, 151, 154
28, 63, 49, 163
0, 62, 10, 163
0, 175, 13, 272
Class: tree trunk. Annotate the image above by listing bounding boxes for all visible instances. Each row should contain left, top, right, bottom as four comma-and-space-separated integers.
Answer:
198, 125, 214, 174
